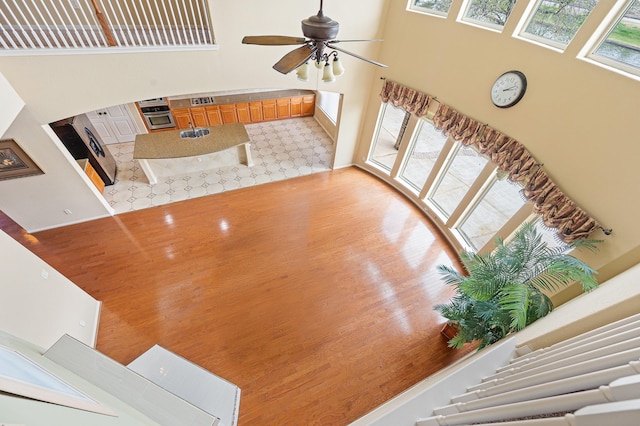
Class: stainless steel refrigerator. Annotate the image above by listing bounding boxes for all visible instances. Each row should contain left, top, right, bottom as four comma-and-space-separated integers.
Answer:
51, 114, 117, 185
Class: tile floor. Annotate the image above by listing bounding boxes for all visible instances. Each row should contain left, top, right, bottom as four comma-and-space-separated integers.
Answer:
103, 117, 334, 214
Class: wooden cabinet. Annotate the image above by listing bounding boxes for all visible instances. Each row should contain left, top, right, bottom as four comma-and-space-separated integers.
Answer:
172, 108, 193, 130
302, 95, 315, 116
78, 159, 105, 193
220, 104, 238, 124
290, 97, 303, 117
173, 107, 210, 129
276, 98, 291, 119
171, 94, 315, 128
261, 100, 277, 121
205, 105, 223, 126
249, 101, 263, 122
235, 102, 251, 124
190, 107, 208, 128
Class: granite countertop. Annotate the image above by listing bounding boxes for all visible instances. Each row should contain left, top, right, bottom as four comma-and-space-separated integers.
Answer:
133, 123, 250, 159
169, 89, 315, 109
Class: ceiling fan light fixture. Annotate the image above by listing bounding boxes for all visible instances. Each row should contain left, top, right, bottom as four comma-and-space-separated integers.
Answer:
296, 62, 310, 81
322, 61, 335, 83
332, 55, 345, 76
241, 0, 387, 79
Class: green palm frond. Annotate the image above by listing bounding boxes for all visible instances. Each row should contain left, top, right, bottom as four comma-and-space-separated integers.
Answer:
435, 220, 601, 350
436, 264, 466, 286
498, 284, 529, 330
527, 289, 553, 324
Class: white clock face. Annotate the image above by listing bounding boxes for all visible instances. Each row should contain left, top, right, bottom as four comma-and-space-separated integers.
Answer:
490, 71, 527, 108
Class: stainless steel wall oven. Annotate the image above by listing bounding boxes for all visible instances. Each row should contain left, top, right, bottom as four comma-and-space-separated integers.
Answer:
138, 98, 176, 130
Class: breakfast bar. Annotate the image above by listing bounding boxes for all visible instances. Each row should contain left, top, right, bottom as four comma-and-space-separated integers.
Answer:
133, 122, 253, 185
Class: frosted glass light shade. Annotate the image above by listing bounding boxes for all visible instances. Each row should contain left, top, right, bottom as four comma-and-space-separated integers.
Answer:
296, 62, 309, 81
314, 60, 323, 69
322, 62, 335, 82
332, 57, 345, 76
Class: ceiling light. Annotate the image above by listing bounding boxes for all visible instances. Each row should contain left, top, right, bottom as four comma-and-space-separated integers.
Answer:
332, 55, 345, 76
322, 61, 335, 82
296, 62, 309, 81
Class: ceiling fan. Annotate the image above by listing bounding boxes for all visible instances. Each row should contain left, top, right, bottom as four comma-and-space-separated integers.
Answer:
241, 0, 387, 77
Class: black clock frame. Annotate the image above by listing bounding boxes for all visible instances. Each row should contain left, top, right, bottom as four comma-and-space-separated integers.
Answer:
491, 70, 527, 109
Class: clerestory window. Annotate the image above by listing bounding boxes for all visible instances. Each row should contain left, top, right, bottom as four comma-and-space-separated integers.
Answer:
588, 0, 640, 77
460, 0, 518, 31
408, 0, 454, 17
519, 0, 600, 50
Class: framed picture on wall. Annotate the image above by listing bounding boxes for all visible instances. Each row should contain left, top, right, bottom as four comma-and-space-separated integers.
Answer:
0, 139, 43, 181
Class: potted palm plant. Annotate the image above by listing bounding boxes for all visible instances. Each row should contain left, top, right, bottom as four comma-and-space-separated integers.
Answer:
435, 222, 600, 349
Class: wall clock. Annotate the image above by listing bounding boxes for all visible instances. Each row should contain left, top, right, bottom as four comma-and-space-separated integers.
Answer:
490, 70, 527, 108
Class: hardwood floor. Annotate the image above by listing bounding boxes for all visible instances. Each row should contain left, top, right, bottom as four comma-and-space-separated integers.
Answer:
2, 167, 475, 425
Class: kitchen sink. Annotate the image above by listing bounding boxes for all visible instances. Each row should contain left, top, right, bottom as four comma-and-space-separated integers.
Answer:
180, 128, 210, 139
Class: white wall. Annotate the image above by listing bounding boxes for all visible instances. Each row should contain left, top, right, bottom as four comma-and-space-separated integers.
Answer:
1, 109, 113, 232
0, 231, 100, 349
0, 71, 24, 135
0, 330, 162, 425
0, 0, 388, 232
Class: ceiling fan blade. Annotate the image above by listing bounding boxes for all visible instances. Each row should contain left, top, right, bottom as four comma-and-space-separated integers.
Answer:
273, 44, 316, 74
327, 44, 388, 68
329, 39, 384, 43
242, 35, 307, 45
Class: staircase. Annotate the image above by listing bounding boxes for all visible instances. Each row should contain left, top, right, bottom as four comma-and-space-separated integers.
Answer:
44, 334, 240, 426
419, 312, 640, 425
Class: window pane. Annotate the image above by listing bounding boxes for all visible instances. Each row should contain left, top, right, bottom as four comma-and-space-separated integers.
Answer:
522, 0, 599, 48
411, 0, 454, 15
458, 177, 526, 250
463, 0, 517, 29
592, 0, 640, 71
428, 143, 488, 218
398, 120, 448, 192
368, 103, 408, 171
531, 217, 569, 251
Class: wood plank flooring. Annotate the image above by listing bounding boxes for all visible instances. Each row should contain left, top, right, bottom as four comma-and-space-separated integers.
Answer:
2, 167, 475, 425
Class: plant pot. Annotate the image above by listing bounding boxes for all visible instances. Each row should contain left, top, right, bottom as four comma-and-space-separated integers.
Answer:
440, 321, 458, 340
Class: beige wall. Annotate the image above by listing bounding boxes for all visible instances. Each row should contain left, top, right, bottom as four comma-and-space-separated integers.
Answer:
355, 1, 640, 283
515, 261, 640, 350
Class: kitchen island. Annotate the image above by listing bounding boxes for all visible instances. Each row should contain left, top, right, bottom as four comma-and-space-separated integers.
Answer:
133, 122, 253, 184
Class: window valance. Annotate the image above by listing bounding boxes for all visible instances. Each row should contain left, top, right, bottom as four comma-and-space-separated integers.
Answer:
379, 79, 432, 117
380, 79, 608, 243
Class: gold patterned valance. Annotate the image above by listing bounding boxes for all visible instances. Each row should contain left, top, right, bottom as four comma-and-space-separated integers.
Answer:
380, 80, 609, 244
380, 79, 432, 117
